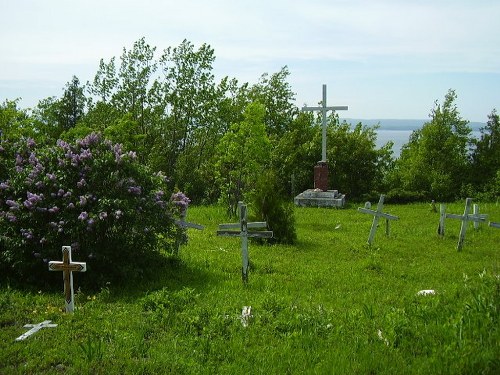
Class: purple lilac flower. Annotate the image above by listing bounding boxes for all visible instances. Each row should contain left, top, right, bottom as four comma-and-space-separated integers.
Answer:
21, 228, 33, 240
170, 192, 191, 214
68, 202, 75, 209
128, 186, 142, 195
79, 196, 87, 206
6, 200, 19, 210
114, 210, 123, 219
15, 154, 23, 165
48, 206, 60, 214
57, 189, 65, 197
78, 211, 88, 221
26, 138, 36, 148
57, 139, 70, 150
77, 178, 87, 188
35, 181, 45, 189
99, 212, 108, 220
0, 182, 9, 190
46, 173, 56, 181
28, 153, 37, 165
6, 213, 17, 222
80, 149, 92, 160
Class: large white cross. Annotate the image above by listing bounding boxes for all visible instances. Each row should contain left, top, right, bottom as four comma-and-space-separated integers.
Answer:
358, 194, 399, 245
48, 246, 87, 313
15, 320, 57, 341
217, 202, 273, 283
302, 84, 348, 162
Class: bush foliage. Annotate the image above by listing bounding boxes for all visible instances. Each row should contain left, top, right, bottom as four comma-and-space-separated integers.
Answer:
0, 133, 188, 286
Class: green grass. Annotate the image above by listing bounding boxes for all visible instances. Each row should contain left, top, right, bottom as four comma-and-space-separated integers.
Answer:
1, 202, 499, 374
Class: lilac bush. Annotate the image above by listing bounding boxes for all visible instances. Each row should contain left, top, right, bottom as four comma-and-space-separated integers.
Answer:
0, 133, 189, 284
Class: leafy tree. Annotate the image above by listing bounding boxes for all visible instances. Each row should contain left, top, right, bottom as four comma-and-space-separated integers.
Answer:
327, 117, 394, 200
249, 66, 298, 137
59, 76, 87, 130
215, 102, 271, 216
392, 90, 471, 201
0, 99, 36, 141
470, 109, 500, 197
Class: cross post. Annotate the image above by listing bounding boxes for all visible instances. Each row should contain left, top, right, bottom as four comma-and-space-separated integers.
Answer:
48, 246, 87, 313
15, 320, 57, 341
445, 198, 487, 251
302, 84, 348, 163
174, 209, 204, 256
358, 194, 399, 245
217, 202, 273, 283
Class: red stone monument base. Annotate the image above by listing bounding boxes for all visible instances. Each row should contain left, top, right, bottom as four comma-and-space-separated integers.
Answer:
314, 162, 328, 191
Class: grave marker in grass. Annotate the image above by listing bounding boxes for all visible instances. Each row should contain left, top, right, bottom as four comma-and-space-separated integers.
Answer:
217, 202, 273, 283
15, 320, 57, 341
48, 246, 87, 313
358, 194, 399, 245
174, 208, 204, 256
444, 198, 488, 251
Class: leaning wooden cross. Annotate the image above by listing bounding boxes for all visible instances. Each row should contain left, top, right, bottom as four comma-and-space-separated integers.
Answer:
48, 246, 87, 313
358, 194, 399, 245
217, 202, 273, 283
174, 209, 204, 256
445, 198, 488, 251
439, 201, 488, 237
15, 320, 57, 341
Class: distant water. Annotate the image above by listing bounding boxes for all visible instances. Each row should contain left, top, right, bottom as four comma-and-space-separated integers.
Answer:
341, 119, 484, 157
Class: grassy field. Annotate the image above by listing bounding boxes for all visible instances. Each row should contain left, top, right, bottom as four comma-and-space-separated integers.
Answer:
1, 201, 499, 374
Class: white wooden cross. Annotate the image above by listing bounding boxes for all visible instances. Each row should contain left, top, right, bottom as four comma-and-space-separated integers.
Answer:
15, 320, 57, 341
490, 221, 500, 229
445, 198, 487, 251
217, 202, 273, 283
302, 84, 348, 162
48, 246, 87, 313
173, 209, 204, 256
358, 194, 399, 245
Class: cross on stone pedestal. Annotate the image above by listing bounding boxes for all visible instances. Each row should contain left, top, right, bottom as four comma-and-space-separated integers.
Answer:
217, 202, 273, 283
174, 209, 204, 256
48, 246, 87, 313
15, 320, 57, 341
302, 84, 348, 191
445, 198, 487, 251
358, 194, 399, 245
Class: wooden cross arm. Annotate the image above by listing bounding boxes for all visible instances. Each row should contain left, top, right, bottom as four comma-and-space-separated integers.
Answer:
176, 220, 204, 230
48, 261, 87, 272
446, 213, 487, 222
489, 221, 500, 228
357, 207, 399, 221
218, 222, 268, 230
302, 105, 348, 112
217, 230, 273, 238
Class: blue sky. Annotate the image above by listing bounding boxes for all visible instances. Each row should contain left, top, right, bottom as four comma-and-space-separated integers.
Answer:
1, 0, 499, 122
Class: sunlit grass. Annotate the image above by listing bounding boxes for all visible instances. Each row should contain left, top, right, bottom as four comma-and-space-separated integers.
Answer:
1, 202, 499, 374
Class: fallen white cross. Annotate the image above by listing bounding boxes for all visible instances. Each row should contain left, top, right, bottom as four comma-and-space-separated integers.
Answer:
417, 289, 436, 296
15, 320, 57, 341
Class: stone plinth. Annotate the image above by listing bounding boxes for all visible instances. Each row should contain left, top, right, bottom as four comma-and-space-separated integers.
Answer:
294, 189, 346, 208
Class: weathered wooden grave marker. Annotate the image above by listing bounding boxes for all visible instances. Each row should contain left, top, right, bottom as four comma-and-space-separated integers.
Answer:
174, 208, 204, 256
489, 221, 500, 229
217, 202, 273, 283
358, 194, 399, 245
48, 246, 87, 313
445, 198, 488, 251
15, 320, 57, 341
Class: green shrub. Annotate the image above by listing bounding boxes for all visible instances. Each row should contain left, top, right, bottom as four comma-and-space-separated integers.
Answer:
0, 134, 188, 286
248, 169, 297, 244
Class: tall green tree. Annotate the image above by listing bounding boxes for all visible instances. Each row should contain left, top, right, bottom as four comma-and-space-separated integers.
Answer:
470, 109, 500, 197
215, 102, 271, 216
0, 99, 36, 141
249, 66, 298, 137
393, 89, 471, 201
